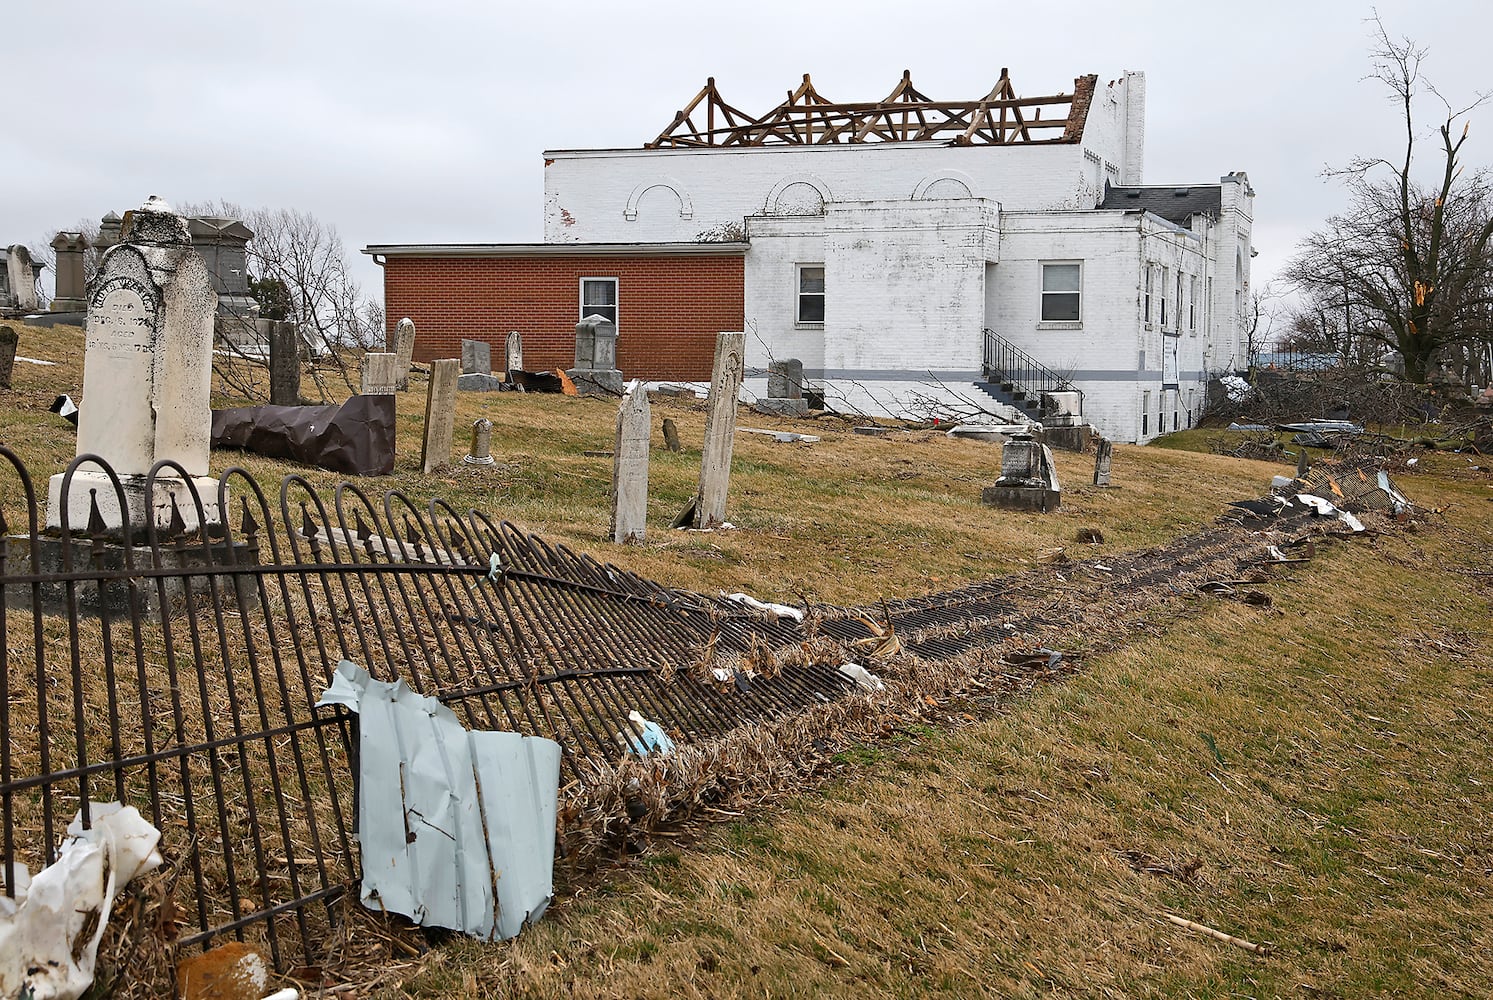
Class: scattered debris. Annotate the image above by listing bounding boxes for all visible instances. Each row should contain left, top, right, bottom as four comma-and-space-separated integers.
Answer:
315, 661, 561, 942
621, 711, 676, 756
738, 427, 820, 443
724, 592, 806, 622
49, 393, 78, 426
1162, 913, 1269, 956
211, 396, 396, 476
0, 803, 164, 1000
176, 942, 270, 1000
837, 662, 885, 692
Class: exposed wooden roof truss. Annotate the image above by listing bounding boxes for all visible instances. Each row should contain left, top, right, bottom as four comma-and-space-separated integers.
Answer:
647, 70, 1098, 148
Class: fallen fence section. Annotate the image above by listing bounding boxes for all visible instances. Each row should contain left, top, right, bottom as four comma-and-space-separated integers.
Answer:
0, 451, 849, 970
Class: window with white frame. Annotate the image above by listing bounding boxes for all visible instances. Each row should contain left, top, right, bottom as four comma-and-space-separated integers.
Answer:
1160, 266, 1169, 328
1040, 261, 1082, 322
1143, 265, 1153, 327
1175, 270, 1183, 335
1142, 390, 1151, 436
1188, 275, 1198, 334
580, 278, 618, 326
796, 264, 825, 325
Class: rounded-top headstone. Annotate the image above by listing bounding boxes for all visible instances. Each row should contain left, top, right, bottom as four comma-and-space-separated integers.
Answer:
122, 195, 192, 247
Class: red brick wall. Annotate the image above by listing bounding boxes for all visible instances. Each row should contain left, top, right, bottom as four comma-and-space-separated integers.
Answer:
381, 254, 745, 380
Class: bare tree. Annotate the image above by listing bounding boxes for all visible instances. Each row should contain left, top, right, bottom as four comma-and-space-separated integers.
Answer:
1285, 15, 1493, 383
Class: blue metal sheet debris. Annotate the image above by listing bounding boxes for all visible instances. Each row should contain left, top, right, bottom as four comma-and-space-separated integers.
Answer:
316, 660, 561, 941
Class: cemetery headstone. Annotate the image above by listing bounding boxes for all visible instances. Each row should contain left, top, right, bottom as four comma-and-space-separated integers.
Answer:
662, 417, 681, 452
360, 352, 400, 395
4, 245, 41, 312
392, 317, 417, 390
758, 357, 808, 415
610, 380, 651, 544
693, 332, 746, 529
49, 231, 90, 313
0, 325, 16, 388
567, 315, 623, 395
45, 196, 220, 531
188, 216, 259, 350
94, 211, 123, 251
504, 330, 523, 377
463, 418, 495, 466
981, 433, 1061, 512
266, 320, 301, 405
421, 359, 460, 473
461, 338, 491, 375
1092, 437, 1113, 487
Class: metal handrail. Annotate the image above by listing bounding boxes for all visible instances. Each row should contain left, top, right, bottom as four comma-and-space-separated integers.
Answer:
981, 327, 1075, 398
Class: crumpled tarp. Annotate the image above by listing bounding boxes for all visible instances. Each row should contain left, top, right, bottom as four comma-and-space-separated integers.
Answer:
316, 660, 560, 941
211, 394, 395, 476
0, 803, 163, 1000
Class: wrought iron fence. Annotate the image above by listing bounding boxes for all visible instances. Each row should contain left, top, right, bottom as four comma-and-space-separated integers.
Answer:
0, 450, 852, 969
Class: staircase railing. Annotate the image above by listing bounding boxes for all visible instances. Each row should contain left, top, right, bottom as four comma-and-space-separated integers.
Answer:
982, 327, 1075, 399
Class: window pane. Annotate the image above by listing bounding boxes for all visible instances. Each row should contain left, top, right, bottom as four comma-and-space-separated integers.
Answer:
799, 266, 825, 294
1042, 263, 1080, 292
799, 294, 825, 324
582, 279, 616, 307
1041, 292, 1080, 321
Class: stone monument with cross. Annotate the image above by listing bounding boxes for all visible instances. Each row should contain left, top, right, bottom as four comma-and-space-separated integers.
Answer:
46, 196, 221, 533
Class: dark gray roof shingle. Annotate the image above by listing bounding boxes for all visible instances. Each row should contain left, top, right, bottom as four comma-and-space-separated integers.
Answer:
1101, 182, 1222, 225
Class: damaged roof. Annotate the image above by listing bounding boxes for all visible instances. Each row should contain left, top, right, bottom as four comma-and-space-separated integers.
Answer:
648, 70, 1097, 148
1101, 181, 1222, 225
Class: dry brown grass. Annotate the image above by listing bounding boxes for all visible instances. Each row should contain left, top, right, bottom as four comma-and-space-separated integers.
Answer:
5, 321, 1491, 997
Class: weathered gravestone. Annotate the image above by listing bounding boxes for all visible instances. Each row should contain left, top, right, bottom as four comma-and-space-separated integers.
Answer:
392, 317, 416, 390
610, 380, 650, 544
265, 320, 301, 405
567, 315, 623, 395
459, 339, 501, 390
693, 332, 746, 529
1092, 437, 1113, 487
463, 418, 495, 466
49, 231, 90, 314
360, 352, 400, 394
461, 338, 491, 375
0, 325, 16, 388
421, 359, 460, 473
504, 330, 523, 378
3, 246, 42, 312
757, 357, 808, 416
45, 197, 220, 531
981, 433, 1062, 512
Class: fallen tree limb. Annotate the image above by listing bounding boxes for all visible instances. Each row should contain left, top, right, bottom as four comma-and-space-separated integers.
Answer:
1164, 913, 1269, 955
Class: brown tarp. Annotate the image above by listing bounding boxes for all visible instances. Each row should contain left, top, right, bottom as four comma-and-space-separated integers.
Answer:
211, 394, 396, 476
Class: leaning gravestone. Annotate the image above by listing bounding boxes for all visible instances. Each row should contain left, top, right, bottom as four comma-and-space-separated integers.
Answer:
504, 330, 523, 378
1092, 437, 1113, 487
610, 380, 651, 544
360, 352, 400, 394
392, 317, 417, 390
46, 196, 219, 531
567, 315, 623, 395
693, 332, 747, 528
0, 325, 17, 389
421, 359, 460, 473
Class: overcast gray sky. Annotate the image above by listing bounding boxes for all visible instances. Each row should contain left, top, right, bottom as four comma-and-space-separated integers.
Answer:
4, 0, 1488, 312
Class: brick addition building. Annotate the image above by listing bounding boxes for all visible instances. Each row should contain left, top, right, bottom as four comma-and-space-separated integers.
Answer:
366, 69, 1254, 443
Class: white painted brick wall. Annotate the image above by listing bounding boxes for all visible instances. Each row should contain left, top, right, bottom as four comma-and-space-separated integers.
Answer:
544, 141, 1109, 244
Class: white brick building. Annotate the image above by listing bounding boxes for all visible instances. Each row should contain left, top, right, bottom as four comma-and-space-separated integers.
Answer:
376, 70, 1254, 443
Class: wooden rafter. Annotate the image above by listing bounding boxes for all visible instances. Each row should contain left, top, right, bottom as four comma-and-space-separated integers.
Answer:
646, 71, 1098, 148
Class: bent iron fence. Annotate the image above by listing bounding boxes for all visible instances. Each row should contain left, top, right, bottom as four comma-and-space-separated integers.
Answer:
0, 450, 852, 970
